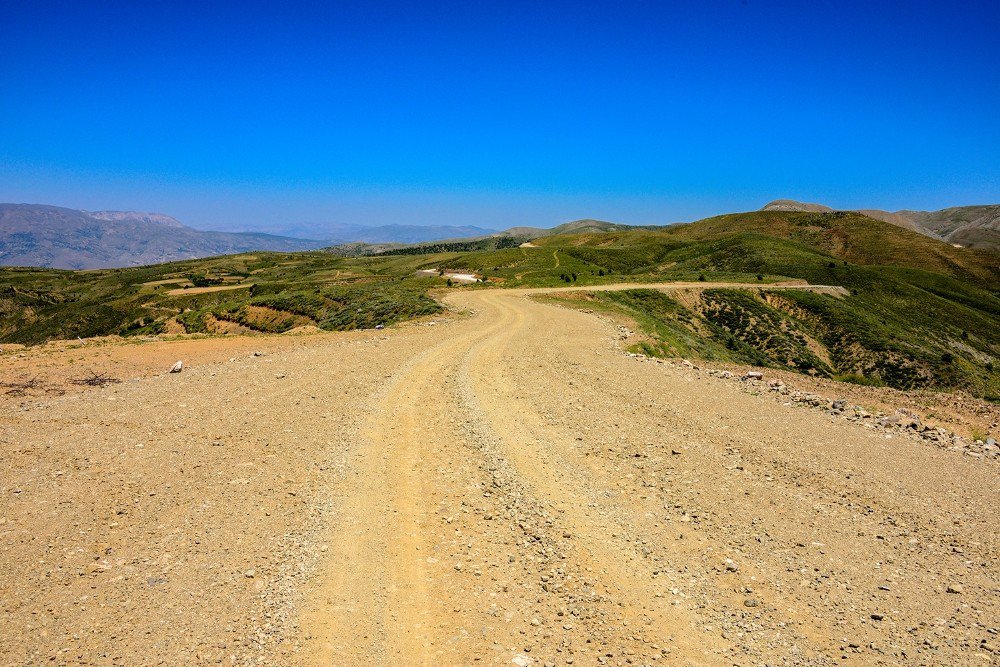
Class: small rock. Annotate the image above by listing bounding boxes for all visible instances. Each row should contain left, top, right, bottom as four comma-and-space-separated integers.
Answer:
743, 598, 759, 607
745, 371, 764, 380
169, 360, 183, 373
946, 584, 963, 594
724, 558, 739, 572
244, 569, 255, 578
512, 655, 532, 667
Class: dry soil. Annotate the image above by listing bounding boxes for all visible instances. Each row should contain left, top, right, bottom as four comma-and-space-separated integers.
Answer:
1, 286, 997, 666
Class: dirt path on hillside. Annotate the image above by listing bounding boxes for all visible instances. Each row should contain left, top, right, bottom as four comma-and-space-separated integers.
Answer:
520, 280, 848, 296
1, 287, 996, 666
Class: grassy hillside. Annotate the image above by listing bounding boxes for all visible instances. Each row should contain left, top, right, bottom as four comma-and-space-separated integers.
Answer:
507, 212, 997, 397
659, 210, 997, 283
2, 210, 997, 397
0, 251, 450, 343
560, 281, 998, 397
445, 211, 1000, 397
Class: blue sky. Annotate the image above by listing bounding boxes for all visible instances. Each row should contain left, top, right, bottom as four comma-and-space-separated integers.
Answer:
1, 0, 998, 232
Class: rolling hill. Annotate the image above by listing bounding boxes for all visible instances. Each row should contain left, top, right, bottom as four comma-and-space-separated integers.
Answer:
324, 219, 667, 255
493, 218, 653, 239
763, 199, 1000, 250
1, 208, 996, 397
900, 205, 1000, 249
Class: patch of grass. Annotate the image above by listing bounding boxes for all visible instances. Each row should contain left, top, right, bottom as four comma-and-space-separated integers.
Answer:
0, 253, 447, 343
834, 373, 886, 387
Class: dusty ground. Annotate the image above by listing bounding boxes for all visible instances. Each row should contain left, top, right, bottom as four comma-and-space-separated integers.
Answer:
1, 285, 997, 666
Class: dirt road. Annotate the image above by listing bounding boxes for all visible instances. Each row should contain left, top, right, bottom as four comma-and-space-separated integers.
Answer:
1, 286, 996, 665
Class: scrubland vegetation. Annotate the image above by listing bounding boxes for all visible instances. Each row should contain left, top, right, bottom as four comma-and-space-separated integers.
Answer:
2, 210, 997, 396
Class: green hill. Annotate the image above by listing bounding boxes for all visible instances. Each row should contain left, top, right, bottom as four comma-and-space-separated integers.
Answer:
1, 211, 997, 397
657, 210, 996, 282
437, 212, 998, 396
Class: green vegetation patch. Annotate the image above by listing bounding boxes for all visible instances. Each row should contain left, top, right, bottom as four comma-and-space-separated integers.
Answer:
2, 210, 996, 397
0, 252, 447, 343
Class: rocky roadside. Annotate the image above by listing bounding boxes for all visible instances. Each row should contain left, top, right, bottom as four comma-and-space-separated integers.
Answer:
614, 345, 998, 462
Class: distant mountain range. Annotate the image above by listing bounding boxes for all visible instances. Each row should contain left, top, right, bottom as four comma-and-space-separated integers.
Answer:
761, 200, 1000, 250
2, 200, 996, 270
0, 204, 499, 269
259, 220, 499, 244
0, 205, 330, 270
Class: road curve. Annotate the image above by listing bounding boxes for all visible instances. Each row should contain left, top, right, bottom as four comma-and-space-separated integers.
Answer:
299, 287, 996, 666
1, 285, 995, 666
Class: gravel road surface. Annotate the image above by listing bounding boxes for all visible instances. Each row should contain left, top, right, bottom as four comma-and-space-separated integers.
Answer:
1, 286, 996, 665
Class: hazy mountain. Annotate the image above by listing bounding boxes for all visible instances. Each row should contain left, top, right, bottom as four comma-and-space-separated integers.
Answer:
760, 200, 1000, 250
258, 221, 498, 244
85, 210, 187, 228
0, 204, 327, 269
342, 224, 499, 244
901, 205, 1000, 249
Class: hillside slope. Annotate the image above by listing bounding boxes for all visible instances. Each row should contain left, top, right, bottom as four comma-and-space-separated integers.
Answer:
763, 199, 1000, 250
447, 212, 998, 395
0, 204, 327, 269
2, 210, 996, 395
761, 199, 833, 213
493, 218, 656, 239
904, 205, 1000, 249
662, 210, 997, 282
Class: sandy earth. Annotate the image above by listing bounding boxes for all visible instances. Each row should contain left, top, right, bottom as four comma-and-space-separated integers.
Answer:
1, 285, 997, 666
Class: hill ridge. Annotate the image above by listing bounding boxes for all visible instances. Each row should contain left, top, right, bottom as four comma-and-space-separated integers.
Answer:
761, 199, 1000, 250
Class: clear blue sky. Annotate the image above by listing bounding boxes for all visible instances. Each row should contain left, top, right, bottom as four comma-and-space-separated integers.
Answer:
1, 0, 998, 232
